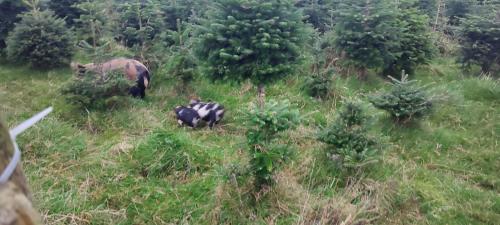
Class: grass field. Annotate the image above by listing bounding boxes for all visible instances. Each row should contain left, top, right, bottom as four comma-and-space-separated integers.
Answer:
0, 57, 499, 224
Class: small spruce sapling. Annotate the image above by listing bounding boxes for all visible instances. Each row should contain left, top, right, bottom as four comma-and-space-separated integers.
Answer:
166, 19, 198, 93
303, 34, 335, 99
369, 72, 433, 123
61, 71, 134, 110
318, 101, 378, 170
245, 100, 300, 190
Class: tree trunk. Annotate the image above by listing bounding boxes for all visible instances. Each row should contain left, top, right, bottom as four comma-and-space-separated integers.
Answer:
0, 116, 41, 225
91, 20, 97, 50
358, 67, 368, 80
257, 84, 265, 108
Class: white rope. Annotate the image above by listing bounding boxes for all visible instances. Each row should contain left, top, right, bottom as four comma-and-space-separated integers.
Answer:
0, 107, 53, 184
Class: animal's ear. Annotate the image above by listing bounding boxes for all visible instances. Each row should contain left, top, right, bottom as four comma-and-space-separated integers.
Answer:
143, 77, 149, 89
70, 62, 78, 70
189, 99, 200, 105
71, 62, 86, 74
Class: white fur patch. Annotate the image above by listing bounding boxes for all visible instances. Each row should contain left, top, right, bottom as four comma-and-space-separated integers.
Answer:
177, 120, 183, 126
192, 104, 201, 110
197, 105, 210, 118
216, 110, 224, 121
192, 117, 200, 127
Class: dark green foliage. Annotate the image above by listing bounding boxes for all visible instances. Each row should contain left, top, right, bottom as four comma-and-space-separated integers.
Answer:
333, 0, 433, 77
165, 20, 197, 92
318, 102, 377, 169
76, 39, 135, 63
161, 0, 207, 31
74, 0, 111, 49
446, 0, 474, 26
195, 0, 310, 87
295, 0, 333, 32
417, 0, 437, 18
61, 71, 133, 110
333, 0, 401, 76
6, 10, 74, 69
47, 0, 83, 26
0, 0, 26, 49
303, 34, 335, 99
383, 5, 434, 77
132, 130, 212, 177
245, 100, 300, 189
304, 72, 333, 99
369, 74, 433, 122
116, 0, 164, 48
167, 50, 197, 92
459, 12, 500, 75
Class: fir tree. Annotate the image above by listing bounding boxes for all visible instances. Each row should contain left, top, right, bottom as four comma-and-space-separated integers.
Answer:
245, 100, 300, 189
384, 2, 434, 77
195, 0, 310, 102
166, 19, 198, 93
303, 33, 335, 99
417, 0, 437, 18
446, 0, 474, 26
317, 101, 378, 169
161, 0, 208, 31
6, 8, 75, 69
459, 10, 500, 75
369, 73, 433, 123
61, 71, 133, 110
46, 0, 83, 27
0, 0, 27, 49
333, 0, 433, 78
295, 0, 334, 32
74, 0, 110, 49
116, 0, 164, 48
333, 0, 401, 78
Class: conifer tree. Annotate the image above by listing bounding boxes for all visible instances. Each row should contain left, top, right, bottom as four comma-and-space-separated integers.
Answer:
116, 0, 164, 48
318, 101, 377, 169
166, 19, 198, 93
195, 0, 310, 102
0, 0, 27, 49
369, 73, 433, 123
74, 0, 110, 49
459, 10, 500, 75
46, 0, 83, 27
6, 3, 74, 69
303, 33, 335, 99
295, 0, 334, 32
161, 0, 208, 31
446, 0, 474, 26
417, 0, 437, 18
384, 2, 434, 77
245, 100, 300, 189
333, 0, 401, 78
333, 0, 433, 78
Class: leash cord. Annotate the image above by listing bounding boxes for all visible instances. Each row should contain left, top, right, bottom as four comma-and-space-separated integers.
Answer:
0, 107, 53, 184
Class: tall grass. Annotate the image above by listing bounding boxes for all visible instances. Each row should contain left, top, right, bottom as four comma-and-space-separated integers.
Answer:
0, 57, 498, 224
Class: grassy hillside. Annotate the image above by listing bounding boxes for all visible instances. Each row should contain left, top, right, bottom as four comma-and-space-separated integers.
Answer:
0, 57, 498, 225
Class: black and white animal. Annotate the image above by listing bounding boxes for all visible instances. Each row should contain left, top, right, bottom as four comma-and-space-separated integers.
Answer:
71, 58, 151, 99
174, 106, 201, 128
188, 99, 225, 129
